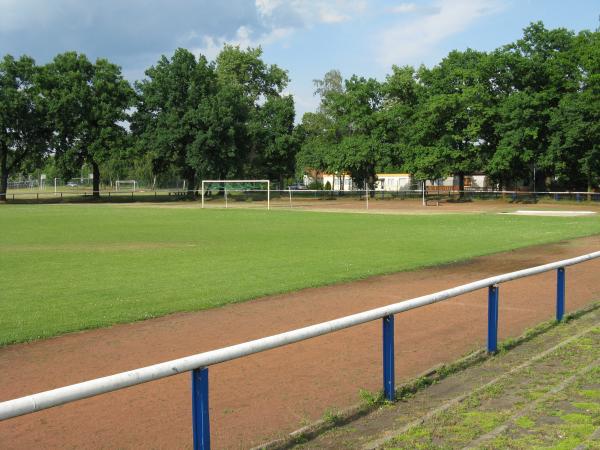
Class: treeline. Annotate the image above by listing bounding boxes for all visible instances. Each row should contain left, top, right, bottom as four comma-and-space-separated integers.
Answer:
0, 46, 298, 200
299, 22, 600, 193
1, 22, 599, 202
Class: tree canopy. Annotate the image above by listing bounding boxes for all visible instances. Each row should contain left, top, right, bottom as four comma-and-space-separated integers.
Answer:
297, 22, 600, 192
40, 52, 134, 196
0, 55, 49, 201
133, 46, 295, 194
1, 21, 599, 200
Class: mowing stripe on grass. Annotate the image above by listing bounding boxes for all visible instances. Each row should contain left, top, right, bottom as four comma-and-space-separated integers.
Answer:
1, 205, 600, 345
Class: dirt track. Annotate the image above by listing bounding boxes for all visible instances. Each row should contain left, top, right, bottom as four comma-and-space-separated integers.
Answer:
1, 235, 600, 449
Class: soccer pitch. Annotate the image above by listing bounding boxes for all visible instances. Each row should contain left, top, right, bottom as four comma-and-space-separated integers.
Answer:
1, 205, 600, 346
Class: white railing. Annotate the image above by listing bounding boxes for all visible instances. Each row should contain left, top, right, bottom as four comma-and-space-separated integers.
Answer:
3, 188, 600, 202
1, 251, 599, 449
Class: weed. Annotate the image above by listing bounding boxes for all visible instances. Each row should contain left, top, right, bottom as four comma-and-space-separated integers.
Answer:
292, 433, 308, 445
515, 416, 536, 428
572, 402, 600, 414
396, 376, 433, 400
579, 389, 600, 400
322, 408, 341, 427
359, 388, 387, 407
560, 413, 594, 425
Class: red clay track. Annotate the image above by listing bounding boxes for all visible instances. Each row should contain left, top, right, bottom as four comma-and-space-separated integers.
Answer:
1, 236, 600, 449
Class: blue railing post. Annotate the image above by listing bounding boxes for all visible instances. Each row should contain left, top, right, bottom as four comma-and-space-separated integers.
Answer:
557, 268, 565, 322
487, 285, 499, 353
382, 314, 395, 401
192, 367, 210, 450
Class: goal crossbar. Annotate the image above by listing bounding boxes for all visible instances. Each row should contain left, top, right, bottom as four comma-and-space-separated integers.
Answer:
115, 180, 138, 191
201, 179, 270, 210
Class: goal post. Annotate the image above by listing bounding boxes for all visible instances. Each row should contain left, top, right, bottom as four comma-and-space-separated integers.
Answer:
201, 180, 270, 210
115, 180, 138, 191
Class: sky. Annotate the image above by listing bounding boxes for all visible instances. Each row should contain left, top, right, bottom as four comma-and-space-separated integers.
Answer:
1, 0, 598, 119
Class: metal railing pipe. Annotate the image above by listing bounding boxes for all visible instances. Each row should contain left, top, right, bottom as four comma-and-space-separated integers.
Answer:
1, 250, 599, 421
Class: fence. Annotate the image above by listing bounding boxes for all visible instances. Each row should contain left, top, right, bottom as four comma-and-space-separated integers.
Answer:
3, 188, 600, 206
1, 251, 599, 449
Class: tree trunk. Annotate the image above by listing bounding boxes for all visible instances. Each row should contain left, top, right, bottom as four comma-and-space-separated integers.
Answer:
457, 173, 465, 199
0, 148, 8, 203
186, 171, 196, 198
91, 160, 101, 198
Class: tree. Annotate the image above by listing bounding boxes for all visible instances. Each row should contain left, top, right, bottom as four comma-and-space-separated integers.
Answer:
0, 55, 49, 202
380, 65, 421, 146
135, 46, 293, 192
335, 134, 380, 188
298, 73, 385, 188
215, 45, 292, 181
41, 52, 133, 197
313, 69, 344, 114
488, 22, 579, 190
547, 29, 600, 191
247, 94, 298, 185
295, 111, 337, 180
134, 48, 218, 194
414, 49, 491, 195
296, 70, 346, 183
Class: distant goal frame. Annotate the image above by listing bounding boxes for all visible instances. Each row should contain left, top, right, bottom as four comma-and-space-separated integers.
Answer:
115, 180, 138, 191
201, 180, 270, 210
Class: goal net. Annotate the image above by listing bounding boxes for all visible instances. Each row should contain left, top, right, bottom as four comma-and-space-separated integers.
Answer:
201, 180, 270, 210
115, 180, 138, 191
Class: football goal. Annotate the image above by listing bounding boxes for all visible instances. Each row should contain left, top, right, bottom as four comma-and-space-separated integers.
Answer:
115, 180, 138, 191
201, 180, 270, 210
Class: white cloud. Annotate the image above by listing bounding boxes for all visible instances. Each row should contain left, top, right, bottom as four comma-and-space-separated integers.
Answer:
389, 3, 418, 14
318, 10, 351, 24
194, 25, 294, 61
256, 0, 368, 27
194, 0, 367, 60
377, 0, 505, 68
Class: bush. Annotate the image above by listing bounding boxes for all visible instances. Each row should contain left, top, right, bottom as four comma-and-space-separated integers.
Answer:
307, 181, 324, 190
324, 181, 332, 190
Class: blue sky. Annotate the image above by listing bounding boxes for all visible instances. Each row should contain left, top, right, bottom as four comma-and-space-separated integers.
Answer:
1, 0, 598, 119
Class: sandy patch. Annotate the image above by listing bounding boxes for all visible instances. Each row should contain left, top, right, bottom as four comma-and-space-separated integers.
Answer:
502, 210, 597, 217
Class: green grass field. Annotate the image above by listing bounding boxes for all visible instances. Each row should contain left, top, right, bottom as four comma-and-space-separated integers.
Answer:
1, 204, 600, 346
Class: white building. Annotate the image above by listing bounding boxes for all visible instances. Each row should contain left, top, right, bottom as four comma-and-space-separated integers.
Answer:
426, 175, 488, 189
374, 173, 412, 191
304, 172, 489, 191
303, 172, 355, 190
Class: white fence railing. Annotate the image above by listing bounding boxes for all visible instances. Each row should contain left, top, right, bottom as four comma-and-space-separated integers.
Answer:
3, 188, 600, 204
1, 251, 599, 449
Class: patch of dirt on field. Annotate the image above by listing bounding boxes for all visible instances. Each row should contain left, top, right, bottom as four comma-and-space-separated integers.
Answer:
1, 236, 600, 449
